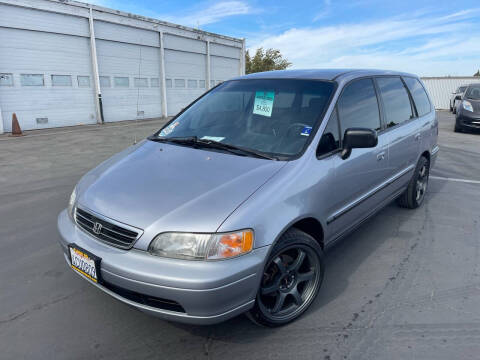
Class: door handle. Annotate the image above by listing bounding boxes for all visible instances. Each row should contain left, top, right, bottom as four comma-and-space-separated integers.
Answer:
414, 133, 421, 141
377, 151, 386, 161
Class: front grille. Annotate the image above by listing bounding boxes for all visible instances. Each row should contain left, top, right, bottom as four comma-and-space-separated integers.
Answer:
102, 281, 186, 313
75, 207, 140, 249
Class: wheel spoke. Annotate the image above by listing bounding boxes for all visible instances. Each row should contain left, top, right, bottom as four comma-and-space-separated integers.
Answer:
297, 270, 315, 283
273, 256, 287, 275
290, 287, 303, 306
288, 250, 306, 272
271, 292, 287, 313
261, 282, 280, 295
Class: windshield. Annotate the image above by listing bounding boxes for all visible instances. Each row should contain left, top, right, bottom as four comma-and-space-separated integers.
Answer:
458, 86, 467, 93
153, 79, 335, 159
465, 85, 480, 100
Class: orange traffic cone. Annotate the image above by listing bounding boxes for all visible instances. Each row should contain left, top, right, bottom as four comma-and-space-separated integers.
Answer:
11, 113, 23, 137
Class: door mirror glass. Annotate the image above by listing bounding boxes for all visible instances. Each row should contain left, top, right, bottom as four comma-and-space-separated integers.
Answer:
341, 128, 378, 159
455, 95, 462, 100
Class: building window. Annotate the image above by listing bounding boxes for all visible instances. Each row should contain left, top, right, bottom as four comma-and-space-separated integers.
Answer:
99, 76, 111, 88
198, 80, 206, 88
150, 78, 159, 87
188, 79, 198, 88
20, 74, 44, 86
0, 73, 13, 86
114, 77, 129, 87
51, 75, 72, 86
134, 77, 148, 87
175, 79, 185, 88
210, 80, 215, 88
77, 76, 90, 87
166, 79, 172, 88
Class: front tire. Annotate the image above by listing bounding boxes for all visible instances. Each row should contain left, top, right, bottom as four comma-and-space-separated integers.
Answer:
247, 228, 324, 327
396, 156, 430, 209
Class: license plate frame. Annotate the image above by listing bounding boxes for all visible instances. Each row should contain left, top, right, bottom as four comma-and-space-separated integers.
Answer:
68, 244, 102, 283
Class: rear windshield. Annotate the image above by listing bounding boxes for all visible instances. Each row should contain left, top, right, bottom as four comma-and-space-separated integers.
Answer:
465, 85, 480, 100
155, 79, 335, 158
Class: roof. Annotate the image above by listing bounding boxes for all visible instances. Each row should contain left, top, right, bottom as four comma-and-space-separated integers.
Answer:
232, 69, 417, 81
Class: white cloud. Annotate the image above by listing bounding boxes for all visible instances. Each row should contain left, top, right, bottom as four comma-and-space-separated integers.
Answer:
166, 1, 251, 27
248, 9, 480, 76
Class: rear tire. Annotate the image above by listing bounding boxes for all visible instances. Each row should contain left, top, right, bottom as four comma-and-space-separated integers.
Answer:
396, 156, 430, 209
247, 228, 324, 327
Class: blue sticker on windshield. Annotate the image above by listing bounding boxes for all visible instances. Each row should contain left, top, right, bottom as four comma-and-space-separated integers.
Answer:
300, 126, 312, 136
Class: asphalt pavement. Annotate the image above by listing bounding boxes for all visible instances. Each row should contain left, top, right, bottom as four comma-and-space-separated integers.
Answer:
1, 111, 479, 360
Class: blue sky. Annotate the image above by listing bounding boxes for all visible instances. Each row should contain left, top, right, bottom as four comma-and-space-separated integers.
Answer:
91, 0, 480, 76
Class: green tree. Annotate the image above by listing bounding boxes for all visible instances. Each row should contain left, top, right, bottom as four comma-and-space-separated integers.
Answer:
474, 69, 480, 77
245, 47, 291, 74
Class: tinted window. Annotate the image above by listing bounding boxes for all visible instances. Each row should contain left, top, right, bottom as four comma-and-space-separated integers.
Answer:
317, 108, 340, 157
377, 77, 412, 127
338, 78, 381, 138
465, 84, 480, 100
403, 77, 431, 117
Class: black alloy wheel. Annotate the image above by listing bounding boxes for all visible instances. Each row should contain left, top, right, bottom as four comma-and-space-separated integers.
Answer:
397, 156, 430, 209
247, 229, 324, 327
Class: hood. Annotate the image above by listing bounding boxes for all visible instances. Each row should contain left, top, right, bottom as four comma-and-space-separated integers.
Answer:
76, 140, 286, 233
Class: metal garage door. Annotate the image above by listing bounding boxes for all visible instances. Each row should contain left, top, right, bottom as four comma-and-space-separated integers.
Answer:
210, 43, 241, 87
0, 4, 95, 131
164, 34, 207, 116
94, 21, 163, 122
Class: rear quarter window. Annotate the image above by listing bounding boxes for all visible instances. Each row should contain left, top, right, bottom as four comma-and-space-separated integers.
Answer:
403, 77, 432, 117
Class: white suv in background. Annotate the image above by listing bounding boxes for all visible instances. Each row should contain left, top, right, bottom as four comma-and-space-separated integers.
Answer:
450, 85, 467, 113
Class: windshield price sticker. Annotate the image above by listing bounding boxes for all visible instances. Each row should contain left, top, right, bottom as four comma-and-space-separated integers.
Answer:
253, 91, 275, 117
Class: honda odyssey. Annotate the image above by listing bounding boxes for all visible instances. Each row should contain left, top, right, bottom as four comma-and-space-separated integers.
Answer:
58, 69, 439, 326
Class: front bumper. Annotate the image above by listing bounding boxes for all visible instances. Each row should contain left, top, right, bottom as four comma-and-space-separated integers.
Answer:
456, 112, 480, 130
57, 209, 269, 324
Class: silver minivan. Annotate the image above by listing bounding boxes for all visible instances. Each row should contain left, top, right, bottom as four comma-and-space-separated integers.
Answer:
58, 69, 439, 326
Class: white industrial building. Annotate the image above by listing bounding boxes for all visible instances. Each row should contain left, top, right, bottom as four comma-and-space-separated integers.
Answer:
0, 0, 245, 134
421, 76, 480, 110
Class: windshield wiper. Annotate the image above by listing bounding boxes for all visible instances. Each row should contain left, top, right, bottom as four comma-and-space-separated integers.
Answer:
196, 139, 277, 160
149, 136, 277, 160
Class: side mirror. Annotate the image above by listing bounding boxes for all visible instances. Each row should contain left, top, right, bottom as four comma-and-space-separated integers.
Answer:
341, 128, 378, 160
455, 95, 462, 100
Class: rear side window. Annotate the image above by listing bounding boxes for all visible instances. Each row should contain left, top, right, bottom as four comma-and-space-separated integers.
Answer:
376, 77, 412, 127
403, 77, 432, 117
337, 78, 381, 139
317, 108, 340, 157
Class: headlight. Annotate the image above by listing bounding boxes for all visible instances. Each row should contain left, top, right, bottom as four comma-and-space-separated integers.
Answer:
463, 100, 474, 112
148, 230, 254, 260
68, 187, 77, 218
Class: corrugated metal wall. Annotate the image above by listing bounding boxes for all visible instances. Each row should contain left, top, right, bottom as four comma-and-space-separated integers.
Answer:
421, 77, 480, 110
0, 0, 244, 133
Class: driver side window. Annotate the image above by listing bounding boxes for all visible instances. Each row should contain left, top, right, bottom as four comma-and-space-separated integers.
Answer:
317, 108, 340, 157
337, 78, 381, 141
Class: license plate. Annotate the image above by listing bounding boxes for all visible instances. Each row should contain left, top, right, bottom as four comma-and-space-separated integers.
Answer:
69, 244, 101, 283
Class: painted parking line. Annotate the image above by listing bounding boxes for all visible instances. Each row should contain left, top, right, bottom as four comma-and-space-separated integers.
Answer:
430, 176, 480, 185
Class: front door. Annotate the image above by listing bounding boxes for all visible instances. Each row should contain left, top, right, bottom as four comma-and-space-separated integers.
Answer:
326, 78, 390, 240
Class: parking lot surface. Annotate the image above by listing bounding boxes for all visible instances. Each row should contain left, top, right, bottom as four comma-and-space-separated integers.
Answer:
1, 111, 480, 360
